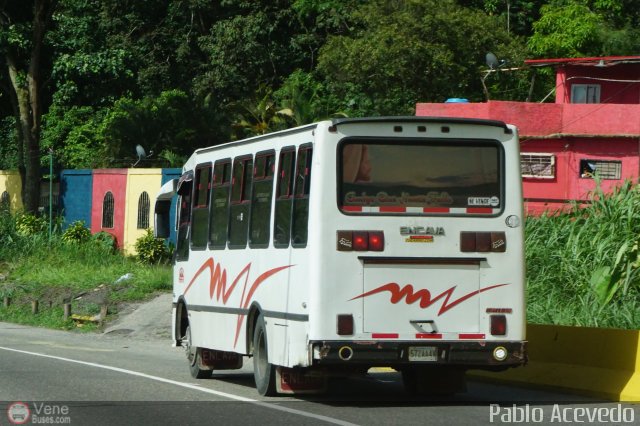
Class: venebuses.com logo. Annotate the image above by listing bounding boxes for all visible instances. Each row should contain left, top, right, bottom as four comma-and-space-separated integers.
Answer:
7, 402, 31, 425
6, 401, 72, 424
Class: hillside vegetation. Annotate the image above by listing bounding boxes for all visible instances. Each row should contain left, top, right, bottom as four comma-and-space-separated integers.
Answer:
526, 181, 640, 329
1, 1, 639, 211
0, 214, 171, 330
2, 181, 640, 330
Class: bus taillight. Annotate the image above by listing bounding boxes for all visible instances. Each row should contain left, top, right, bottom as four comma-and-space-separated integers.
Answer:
460, 232, 506, 253
353, 232, 368, 250
368, 231, 384, 251
490, 315, 507, 336
337, 231, 385, 252
337, 314, 354, 335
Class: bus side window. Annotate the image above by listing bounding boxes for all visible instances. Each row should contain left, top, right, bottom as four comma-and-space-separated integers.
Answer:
228, 155, 253, 249
292, 144, 312, 247
191, 164, 211, 249
249, 150, 275, 248
175, 174, 193, 262
209, 159, 232, 249
274, 148, 296, 248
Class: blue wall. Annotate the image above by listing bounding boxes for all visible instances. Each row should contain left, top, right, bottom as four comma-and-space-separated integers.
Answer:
59, 169, 93, 229
162, 168, 181, 246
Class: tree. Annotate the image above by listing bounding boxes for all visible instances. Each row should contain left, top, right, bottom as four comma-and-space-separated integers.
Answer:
194, 0, 315, 107
528, 0, 640, 58
0, 0, 58, 213
230, 85, 290, 139
528, 1, 604, 57
316, 0, 526, 116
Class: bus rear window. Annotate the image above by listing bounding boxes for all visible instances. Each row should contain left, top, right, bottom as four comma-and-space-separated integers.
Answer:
339, 140, 501, 213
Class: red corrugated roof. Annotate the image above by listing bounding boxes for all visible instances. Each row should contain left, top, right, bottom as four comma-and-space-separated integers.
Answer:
525, 56, 640, 67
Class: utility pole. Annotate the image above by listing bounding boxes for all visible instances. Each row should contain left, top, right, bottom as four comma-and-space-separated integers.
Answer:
49, 148, 53, 240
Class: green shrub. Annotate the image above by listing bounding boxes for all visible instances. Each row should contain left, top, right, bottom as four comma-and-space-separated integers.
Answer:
134, 229, 170, 264
15, 213, 47, 236
0, 210, 17, 241
91, 231, 118, 252
62, 220, 91, 244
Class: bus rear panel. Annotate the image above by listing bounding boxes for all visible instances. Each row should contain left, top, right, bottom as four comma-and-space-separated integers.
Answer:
305, 118, 526, 371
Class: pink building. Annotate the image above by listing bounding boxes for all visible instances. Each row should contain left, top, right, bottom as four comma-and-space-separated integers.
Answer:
416, 56, 640, 215
91, 169, 128, 249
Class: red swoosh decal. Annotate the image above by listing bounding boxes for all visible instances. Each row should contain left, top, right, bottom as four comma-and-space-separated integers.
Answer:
351, 283, 508, 316
182, 257, 293, 348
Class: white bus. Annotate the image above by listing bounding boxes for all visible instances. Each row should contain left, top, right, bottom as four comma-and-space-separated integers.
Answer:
155, 117, 527, 396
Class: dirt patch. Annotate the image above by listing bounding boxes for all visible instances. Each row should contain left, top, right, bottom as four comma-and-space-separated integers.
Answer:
102, 292, 173, 340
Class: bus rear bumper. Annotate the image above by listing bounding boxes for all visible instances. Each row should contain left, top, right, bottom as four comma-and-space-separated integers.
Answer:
310, 340, 527, 369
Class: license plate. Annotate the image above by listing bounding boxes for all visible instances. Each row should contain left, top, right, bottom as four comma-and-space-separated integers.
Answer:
408, 346, 438, 362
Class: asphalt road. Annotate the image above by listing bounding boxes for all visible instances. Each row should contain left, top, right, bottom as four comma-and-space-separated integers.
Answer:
0, 322, 637, 426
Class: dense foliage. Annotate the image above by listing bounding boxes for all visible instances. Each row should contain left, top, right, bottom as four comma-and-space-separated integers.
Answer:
526, 182, 640, 329
1, 0, 638, 210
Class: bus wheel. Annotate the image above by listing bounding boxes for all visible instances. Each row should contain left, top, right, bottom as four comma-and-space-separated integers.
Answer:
401, 367, 466, 396
253, 315, 276, 396
184, 325, 212, 379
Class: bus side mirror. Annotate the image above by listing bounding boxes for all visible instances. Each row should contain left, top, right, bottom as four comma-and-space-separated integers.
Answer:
154, 199, 171, 239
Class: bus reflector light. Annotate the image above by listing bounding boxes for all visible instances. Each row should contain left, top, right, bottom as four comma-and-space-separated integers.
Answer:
337, 314, 354, 335
368, 231, 384, 251
353, 232, 368, 251
476, 232, 491, 252
337, 230, 385, 251
491, 315, 507, 336
460, 232, 476, 252
460, 232, 507, 253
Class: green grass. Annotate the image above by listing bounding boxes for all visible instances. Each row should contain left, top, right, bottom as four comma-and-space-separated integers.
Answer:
0, 213, 172, 330
525, 181, 640, 329
3, 180, 640, 331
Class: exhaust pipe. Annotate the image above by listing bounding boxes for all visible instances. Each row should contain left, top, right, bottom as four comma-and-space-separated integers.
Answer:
338, 346, 354, 361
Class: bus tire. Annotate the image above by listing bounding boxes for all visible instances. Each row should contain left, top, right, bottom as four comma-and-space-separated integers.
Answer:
185, 325, 212, 379
253, 314, 276, 396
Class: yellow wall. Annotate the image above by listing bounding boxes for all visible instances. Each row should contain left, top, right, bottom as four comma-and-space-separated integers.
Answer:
124, 169, 162, 255
0, 171, 23, 212
469, 324, 640, 401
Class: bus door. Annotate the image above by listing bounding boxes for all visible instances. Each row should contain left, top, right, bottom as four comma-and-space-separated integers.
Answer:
175, 171, 193, 278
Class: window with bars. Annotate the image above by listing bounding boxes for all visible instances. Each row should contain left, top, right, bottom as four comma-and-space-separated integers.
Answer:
102, 191, 115, 229
579, 159, 622, 180
137, 192, 150, 229
521, 153, 555, 179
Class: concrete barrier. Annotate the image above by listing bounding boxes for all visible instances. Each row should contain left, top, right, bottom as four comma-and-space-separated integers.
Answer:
469, 324, 640, 401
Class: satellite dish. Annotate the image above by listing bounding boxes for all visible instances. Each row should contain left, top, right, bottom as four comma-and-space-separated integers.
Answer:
486, 52, 499, 69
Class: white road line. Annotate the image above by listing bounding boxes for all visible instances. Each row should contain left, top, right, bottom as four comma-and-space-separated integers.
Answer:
0, 346, 358, 426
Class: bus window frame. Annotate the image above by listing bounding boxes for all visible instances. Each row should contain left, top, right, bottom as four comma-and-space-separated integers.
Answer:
249, 149, 276, 249
273, 146, 296, 249
228, 154, 254, 249
209, 158, 232, 250
336, 137, 506, 217
190, 162, 212, 250
291, 143, 313, 248
175, 171, 194, 262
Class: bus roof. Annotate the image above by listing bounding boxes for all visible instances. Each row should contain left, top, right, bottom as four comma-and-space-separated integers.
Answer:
182, 116, 514, 170
331, 116, 512, 134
